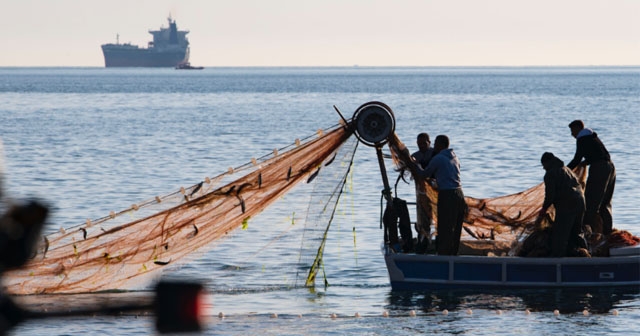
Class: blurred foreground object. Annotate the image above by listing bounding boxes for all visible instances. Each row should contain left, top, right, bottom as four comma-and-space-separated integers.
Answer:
155, 281, 205, 333
0, 201, 48, 270
0, 195, 204, 333
0, 199, 48, 332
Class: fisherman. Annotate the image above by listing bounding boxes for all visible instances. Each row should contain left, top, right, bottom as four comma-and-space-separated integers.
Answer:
411, 132, 435, 253
566, 120, 616, 235
538, 152, 586, 257
413, 135, 467, 255
411, 132, 434, 169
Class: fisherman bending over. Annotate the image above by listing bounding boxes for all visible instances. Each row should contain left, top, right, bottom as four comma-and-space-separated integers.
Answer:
538, 152, 586, 257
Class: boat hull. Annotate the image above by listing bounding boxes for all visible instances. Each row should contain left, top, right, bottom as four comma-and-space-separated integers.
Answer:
384, 246, 640, 291
101, 45, 187, 67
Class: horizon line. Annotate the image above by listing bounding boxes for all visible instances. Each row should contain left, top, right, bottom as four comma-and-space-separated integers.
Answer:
1, 64, 639, 68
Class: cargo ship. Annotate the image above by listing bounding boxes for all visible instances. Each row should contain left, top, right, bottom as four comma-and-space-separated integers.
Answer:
101, 17, 190, 67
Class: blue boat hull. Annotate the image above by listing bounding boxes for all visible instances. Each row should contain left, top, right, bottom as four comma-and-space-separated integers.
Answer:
385, 246, 640, 291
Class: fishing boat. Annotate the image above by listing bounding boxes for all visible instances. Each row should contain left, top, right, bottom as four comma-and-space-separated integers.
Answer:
350, 101, 640, 292
2, 101, 638, 295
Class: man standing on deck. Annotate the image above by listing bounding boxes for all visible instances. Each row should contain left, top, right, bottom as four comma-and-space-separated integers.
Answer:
567, 120, 616, 235
411, 132, 435, 253
411, 132, 434, 169
413, 135, 467, 255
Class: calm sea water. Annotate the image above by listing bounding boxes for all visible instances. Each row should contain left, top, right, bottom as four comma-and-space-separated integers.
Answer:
1, 67, 639, 335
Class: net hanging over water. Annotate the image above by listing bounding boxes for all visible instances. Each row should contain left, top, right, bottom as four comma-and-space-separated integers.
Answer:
3, 122, 356, 295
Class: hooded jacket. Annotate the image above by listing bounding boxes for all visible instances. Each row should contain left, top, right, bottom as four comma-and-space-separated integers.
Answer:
567, 128, 611, 169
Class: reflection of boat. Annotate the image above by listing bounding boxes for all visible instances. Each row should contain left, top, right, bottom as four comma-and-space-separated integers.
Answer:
388, 287, 637, 313
175, 62, 204, 70
350, 101, 640, 292
101, 16, 190, 67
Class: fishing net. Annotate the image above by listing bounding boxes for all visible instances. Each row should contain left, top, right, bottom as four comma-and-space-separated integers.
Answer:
3, 122, 356, 294
297, 135, 358, 287
386, 133, 588, 253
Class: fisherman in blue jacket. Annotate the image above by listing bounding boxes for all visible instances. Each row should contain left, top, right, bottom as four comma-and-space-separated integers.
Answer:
567, 120, 615, 235
413, 135, 467, 255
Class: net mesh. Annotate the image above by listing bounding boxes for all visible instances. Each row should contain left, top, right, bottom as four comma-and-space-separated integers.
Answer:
297, 136, 358, 287
3, 123, 355, 294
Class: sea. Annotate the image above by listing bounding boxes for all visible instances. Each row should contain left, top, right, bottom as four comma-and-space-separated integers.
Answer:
0, 66, 638, 335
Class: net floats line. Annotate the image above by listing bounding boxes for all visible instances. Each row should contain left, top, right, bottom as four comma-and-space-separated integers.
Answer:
210, 308, 620, 320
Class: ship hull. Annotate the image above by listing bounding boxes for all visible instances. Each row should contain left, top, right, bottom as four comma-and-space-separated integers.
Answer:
101, 45, 187, 67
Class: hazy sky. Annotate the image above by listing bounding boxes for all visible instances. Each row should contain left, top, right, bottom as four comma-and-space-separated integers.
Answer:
2, 0, 639, 66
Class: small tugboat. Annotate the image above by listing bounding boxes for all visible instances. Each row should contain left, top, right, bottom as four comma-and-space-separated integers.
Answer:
175, 48, 203, 70
175, 61, 204, 70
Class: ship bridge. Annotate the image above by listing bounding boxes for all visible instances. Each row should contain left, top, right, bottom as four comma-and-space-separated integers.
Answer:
149, 17, 189, 50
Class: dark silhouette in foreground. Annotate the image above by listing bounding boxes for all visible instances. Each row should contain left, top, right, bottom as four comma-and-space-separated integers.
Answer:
0, 199, 204, 334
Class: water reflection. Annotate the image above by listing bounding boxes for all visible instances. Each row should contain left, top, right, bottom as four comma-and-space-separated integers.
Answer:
387, 287, 640, 314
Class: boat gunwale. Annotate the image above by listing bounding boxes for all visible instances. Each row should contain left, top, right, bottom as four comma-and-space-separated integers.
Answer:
383, 244, 640, 290
385, 250, 640, 265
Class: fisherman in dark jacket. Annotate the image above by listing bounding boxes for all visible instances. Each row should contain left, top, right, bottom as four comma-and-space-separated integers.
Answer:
411, 132, 435, 253
538, 152, 586, 257
411, 132, 434, 169
567, 120, 616, 235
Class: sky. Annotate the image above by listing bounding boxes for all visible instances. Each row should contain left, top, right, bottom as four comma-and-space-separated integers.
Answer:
2, 0, 639, 67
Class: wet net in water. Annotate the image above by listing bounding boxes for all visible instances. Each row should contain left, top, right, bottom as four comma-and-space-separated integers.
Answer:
3, 123, 356, 294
